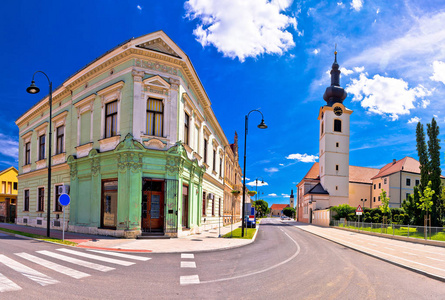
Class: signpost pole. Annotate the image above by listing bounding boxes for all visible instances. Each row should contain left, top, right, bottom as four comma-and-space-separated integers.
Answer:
63, 206, 65, 242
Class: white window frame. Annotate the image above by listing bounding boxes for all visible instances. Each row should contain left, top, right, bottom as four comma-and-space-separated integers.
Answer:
98, 81, 124, 140
74, 94, 95, 146
52, 111, 68, 155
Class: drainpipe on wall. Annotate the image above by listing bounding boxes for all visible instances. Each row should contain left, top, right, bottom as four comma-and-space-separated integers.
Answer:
399, 166, 404, 207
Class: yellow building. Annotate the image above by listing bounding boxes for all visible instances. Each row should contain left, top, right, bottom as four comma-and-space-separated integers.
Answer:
0, 167, 18, 222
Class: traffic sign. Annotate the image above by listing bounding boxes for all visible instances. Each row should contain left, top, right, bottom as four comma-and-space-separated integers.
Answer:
356, 205, 363, 215
59, 193, 70, 206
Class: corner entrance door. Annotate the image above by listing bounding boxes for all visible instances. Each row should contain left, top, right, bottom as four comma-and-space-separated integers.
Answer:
142, 191, 164, 232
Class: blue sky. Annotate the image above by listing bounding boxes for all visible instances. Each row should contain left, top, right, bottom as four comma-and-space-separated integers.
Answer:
1, 0, 445, 205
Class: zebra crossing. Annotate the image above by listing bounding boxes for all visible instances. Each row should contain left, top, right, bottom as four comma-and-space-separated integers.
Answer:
0, 248, 151, 293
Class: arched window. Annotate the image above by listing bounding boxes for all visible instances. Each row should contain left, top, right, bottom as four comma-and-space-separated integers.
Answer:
334, 119, 342, 132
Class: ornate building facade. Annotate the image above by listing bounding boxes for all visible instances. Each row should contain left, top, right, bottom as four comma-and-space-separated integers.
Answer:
16, 31, 231, 238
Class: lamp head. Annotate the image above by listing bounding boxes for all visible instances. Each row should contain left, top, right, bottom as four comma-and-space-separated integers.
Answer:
257, 119, 267, 129
261, 180, 265, 184
26, 81, 40, 94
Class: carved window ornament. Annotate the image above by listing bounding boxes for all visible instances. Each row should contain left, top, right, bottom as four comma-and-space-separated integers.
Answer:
142, 75, 170, 96
97, 81, 124, 139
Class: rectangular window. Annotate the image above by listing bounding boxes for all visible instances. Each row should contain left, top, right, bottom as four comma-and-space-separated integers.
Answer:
184, 112, 189, 145
334, 119, 342, 132
204, 139, 208, 164
219, 158, 222, 176
335, 165, 339, 171
38, 187, 44, 211
194, 126, 199, 153
379, 183, 381, 189
101, 180, 118, 228
373, 197, 375, 203
202, 192, 206, 216
8, 182, 11, 194
25, 142, 31, 165
80, 112, 91, 145
213, 149, 216, 172
336, 142, 339, 148
24, 190, 29, 211
415, 179, 420, 186
39, 135, 45, 160
105, 101, 118, 138
146, 98, 163, 137
378, 196, 381, 202
406, 178, 411, 186
373, 184, 376, 190
55, 185, 62, 212
406, 193, 410, 200
384, 178, 387, 184
13, 182, 17, 190
56, 125, 65, 154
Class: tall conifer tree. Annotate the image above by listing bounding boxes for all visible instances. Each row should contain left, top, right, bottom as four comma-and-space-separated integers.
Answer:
416, 122, 429, 192
426, 118, 441, 226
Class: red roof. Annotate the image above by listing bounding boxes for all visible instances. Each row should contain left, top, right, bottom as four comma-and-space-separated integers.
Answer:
270, 204, 289, 210
303, 163, 320, 180
371, 157, 420, 180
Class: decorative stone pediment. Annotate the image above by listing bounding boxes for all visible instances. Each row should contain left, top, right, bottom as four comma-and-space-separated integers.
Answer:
115, 133, 145, 152
143, 138, 167, 150
167, 141, 187, 157
136, 38, 181, 58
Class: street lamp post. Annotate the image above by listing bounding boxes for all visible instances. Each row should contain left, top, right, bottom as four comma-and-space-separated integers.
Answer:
27, 71, 53, 238
242, 110, 267, 237
255, 177, 265, 201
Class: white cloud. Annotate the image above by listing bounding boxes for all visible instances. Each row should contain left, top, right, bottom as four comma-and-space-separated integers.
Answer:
279, 163, 284, 166
353, 66, 365, 73
421, 99, 430, 109
376, 8, 380, 14
0, 133, 18, 159
245, 177, 250, 181
286, 153, 318, 163
312, 48, 320, 55
337, 2, 344, 6
434, 114, 438, 118
268, 193, 277, 197
185, 0, 298, 62
430, 60, 445, 84
346, 73, 432, 120
246, 180, 269, 187
350, 0, 363, 11
137, 5, 142, 10
281, 193, 290, 198
408, 117, 421, 124
340, 67, 353, 76
265, 167, 279, 173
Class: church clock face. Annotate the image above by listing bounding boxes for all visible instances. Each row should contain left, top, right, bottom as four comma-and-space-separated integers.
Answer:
334, 106, 343, 116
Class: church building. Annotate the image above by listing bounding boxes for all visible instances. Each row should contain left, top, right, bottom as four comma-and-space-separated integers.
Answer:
296, 53, 432, 226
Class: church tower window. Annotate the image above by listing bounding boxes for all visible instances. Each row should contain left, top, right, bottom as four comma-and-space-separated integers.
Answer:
334, 119, 342, 132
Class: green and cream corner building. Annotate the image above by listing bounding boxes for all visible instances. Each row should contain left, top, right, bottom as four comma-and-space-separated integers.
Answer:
16, 31, 232, 238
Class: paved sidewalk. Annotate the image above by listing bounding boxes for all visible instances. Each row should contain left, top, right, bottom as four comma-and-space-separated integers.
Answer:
295, 223, 445, 282
0, 222, 254, 253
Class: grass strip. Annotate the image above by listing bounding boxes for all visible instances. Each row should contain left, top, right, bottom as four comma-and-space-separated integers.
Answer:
336, 224, 445, 242
0, 228, 77, 246
223, 228, 256, 239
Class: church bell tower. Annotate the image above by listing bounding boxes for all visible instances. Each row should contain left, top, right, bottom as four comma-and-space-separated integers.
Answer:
318, 51, 352, 206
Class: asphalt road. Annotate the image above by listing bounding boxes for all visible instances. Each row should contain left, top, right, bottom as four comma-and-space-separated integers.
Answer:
1, 219, 445, 299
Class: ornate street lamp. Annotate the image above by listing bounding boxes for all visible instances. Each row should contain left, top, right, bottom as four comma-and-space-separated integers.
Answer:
27, 71, 53, 238
255, 177, 265, 201
242, 110, 267, 237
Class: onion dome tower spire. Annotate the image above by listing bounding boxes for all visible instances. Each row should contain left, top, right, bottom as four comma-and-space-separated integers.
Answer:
323, 50, 347, 106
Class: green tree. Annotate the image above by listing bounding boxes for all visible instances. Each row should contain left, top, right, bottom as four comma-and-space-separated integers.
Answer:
416, 122, 429, 191
427, 118, 441, 226
282, 207, 296, 218
379, 189, 392, 229
253, 200, 269, 218
402, 186, 423, 225
329, 204, 355, 220
417, 181, 435, 239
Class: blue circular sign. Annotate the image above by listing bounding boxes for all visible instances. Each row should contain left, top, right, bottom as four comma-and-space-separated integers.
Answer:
59, 193, 71, 206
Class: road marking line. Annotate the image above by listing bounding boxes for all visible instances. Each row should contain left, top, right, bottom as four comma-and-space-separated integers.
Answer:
56, 248, 134, 266
0, 272, 21, 292
37, 250, 114, 272
181, 261, 196, 268
0, 254, 59, 286
181, 254, 194, 259
15, 252, 90, 279
384, 247, 395, 251
180, 275, 200, 285
426, 257, 444, 262
403, 252, 416, 256
199, 228, 301, 284
88, 250, 151, 261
